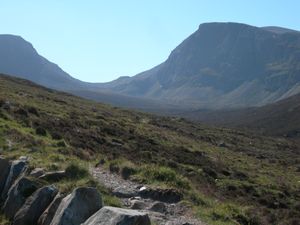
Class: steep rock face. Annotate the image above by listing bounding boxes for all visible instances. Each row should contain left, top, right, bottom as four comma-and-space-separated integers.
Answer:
13, 185, 58, 225
49, 187, 103, 225
101, 22, 300, 108
82, 206, 151, 225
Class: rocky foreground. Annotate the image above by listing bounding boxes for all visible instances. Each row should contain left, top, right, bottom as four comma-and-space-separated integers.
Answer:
0, 156, 151, 225
0, 156, 206, 225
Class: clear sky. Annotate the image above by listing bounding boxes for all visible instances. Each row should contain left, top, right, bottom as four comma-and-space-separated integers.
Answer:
0, 0, 299, 82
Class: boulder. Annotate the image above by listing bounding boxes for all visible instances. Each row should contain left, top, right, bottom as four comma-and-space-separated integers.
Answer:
82, 206, 151, 225
39, 171, 66, 182
1, 159, 28, 201
30, 168, 45, 178
2, 177, 38, 219
38, 193, 65, 225
50, 187, 102, 225
139, 188, 182, 203
0, 157, 10, 195
149, 201, 167, 213
13, 185, 58, 225
130, 200, 147, 210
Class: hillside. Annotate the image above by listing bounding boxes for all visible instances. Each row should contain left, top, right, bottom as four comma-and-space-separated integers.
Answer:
181, 93, 300, 139
0, 74, 299, 224
0, 35, 184, 113
100, 22, 300, 108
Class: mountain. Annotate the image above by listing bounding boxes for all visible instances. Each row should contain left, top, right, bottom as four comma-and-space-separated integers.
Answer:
181, 92, 300, 139
100, 22, 300, 108
261, 26, 300, 34
0, 34, 186, 112
0, 74, 299, 225
0, 34, 85, 90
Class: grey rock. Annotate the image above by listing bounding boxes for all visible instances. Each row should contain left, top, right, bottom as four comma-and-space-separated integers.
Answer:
2, 177, 38, 219
130, 200, 147, 210
30, 168, 45, 178
0, 157, 10, 195
18, 156, 29, 161
139, 188, 182, 203
50, 187, 102, 225
149, 201, 167, 213
13, 185, 58, 225
38, 193, 65, 225
1, 160, 28, 201
39, 171, 66, 182
82, 206, 151, 225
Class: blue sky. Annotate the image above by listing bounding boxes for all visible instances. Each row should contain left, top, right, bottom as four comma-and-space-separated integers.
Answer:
0, 0, 299, 82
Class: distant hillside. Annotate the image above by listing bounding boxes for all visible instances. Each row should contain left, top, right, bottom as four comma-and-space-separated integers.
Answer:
0, 35, 185, 112
181, 93, 300, 138
0, 74, 299, 225
0, 35, 85, 90
100, 22, 300, 108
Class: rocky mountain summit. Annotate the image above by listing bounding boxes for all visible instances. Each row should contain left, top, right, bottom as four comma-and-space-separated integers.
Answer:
100, 22, 300, 108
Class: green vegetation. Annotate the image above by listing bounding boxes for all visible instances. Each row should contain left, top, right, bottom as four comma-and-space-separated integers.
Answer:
0, 75, 299, 225
0, 214, 9, 225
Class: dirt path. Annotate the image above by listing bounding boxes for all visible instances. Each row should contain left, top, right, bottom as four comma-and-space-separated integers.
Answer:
92, 166, 206, 225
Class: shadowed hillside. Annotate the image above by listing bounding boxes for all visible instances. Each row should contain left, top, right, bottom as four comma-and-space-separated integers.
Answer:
181, 93, 300, 139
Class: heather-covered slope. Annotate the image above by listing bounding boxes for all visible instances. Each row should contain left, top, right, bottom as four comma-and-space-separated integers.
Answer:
0, 74, 299, 224
181, 92, 300, 139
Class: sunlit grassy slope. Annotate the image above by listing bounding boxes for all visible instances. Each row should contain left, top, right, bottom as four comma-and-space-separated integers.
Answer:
0, 74, 299, 225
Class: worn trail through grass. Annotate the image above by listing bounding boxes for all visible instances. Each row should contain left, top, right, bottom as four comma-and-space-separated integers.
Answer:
92, 166, 206, 225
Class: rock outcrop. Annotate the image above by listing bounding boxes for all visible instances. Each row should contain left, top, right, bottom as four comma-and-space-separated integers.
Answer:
38, 193, 64, 225
0, 157, 154, 225
1, 159, 28, 201
13, 185, 58, 225
50, 187, 103, 225
2, 177, 38, 219
0, 157, 10, 196
82, 206, 151, 225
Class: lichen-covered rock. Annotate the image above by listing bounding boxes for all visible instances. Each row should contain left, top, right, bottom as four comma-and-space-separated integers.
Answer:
13, 185, 58, 225
0, 157, 10, 196
82, 206, 151, 225
50, 187, 102, 225
1, 159, 28, 201
38, 193, 65, 225
2, 177, 38, 219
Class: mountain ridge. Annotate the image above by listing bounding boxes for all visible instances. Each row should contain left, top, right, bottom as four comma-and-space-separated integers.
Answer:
0, 34, 188, 112
99, 22, 300, 108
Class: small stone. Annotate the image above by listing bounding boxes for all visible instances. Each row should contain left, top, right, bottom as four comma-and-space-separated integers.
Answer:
30, 168, 45, 178
130, 200, 147, 210
38, 171, 66, 182
149, 201, 167, 213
